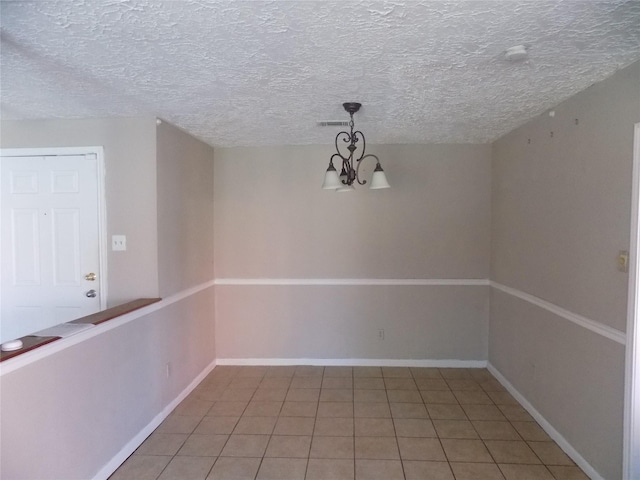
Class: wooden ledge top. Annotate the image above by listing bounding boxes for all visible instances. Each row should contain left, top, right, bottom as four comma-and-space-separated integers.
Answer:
69, 298, 161, 326
1, 298, 161, 363
0, 336, 60, 362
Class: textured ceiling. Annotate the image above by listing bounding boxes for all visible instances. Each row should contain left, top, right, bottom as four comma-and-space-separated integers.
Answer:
1, 0, 640, 147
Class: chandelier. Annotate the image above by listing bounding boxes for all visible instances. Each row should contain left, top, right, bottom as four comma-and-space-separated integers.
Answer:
322, 102, 390, 191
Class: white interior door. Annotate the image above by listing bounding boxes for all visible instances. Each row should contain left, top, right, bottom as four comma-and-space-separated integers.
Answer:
1, 152, 102, 342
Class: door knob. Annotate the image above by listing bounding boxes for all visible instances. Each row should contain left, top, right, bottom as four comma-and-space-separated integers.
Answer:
85, 272, 96, 281
85, 289, 97, 298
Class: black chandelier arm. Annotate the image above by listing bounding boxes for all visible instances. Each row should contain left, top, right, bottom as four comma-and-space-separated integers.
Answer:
330, 152, 348, 169
334, 131, 366, 162
335, 131, 353, 156
355, 153, 381, 185
329, 152, 350, 184
352, 130, 367, 161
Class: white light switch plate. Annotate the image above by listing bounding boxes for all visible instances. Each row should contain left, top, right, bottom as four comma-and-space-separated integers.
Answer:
112, 235, 127, 251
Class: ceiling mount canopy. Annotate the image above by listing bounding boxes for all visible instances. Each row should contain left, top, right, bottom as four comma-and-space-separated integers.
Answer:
322, 102, 390, 192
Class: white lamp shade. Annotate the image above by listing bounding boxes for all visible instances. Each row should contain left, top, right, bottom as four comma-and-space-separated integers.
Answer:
336, 184, 355, 192
369, 170, 390, 189
322, 168, 341, 189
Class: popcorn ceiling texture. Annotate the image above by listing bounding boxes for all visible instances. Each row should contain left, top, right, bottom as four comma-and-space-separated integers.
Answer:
1, 0, 639, 147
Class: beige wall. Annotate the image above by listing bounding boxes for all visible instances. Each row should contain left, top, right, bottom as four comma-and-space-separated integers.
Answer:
215, 144, 491, 279
492, 63, 639, 331
490, 289, 625, 478
156, 122, 215, 297
0, 288, 215, 480
0, 117, 159, 306
214, 144, 491, 360
216, 284, 488, 360
490, 61, 640, 479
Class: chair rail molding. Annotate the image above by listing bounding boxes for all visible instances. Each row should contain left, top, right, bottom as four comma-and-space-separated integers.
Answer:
490, 281, 625, 345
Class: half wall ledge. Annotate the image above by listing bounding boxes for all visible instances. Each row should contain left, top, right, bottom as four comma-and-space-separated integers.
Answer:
0, 298, 161, 362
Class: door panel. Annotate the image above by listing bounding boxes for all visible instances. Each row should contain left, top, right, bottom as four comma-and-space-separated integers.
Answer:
1, 154, 101, 342
52, 209, 81, 285
11, 209, 40, 285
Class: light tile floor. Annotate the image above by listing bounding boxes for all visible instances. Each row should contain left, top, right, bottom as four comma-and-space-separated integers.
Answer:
110, 366, 590, 480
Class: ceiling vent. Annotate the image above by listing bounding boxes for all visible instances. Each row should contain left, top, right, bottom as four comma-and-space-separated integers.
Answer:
317, 121, 350, 127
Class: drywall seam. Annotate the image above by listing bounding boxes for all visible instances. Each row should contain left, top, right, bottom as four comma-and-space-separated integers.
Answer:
92, 359, 217, 480
490, 281, 625, 345
215, 278, 490, 286
487, 363, 604, 480
216, 358, 488, 368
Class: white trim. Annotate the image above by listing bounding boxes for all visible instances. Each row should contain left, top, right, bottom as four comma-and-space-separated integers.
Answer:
95, 147, 108, 312
624, 122, 640, 480
0, 279, 216, 376
215, 278, 490, 286
0, 147, 106, 157
487, 363, 603, 480
93, 358, 217, 480
216, 358, 488, 368
491, 281, 626, 345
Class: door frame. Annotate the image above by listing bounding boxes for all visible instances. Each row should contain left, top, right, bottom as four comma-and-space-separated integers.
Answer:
625, 123, 640, 479
0, 146, 108, 312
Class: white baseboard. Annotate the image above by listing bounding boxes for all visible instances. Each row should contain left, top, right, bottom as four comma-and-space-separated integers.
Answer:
487, 363, 602, 480
93, 359, 217, 480
215, 278, 490, 286
216, 358, 488, 368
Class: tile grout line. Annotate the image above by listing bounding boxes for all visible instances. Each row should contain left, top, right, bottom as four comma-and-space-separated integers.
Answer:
351, 367, 356, 480
118, 365, 588, 480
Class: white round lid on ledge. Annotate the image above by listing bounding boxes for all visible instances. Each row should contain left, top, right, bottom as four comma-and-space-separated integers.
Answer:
1, 339, 24, 352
